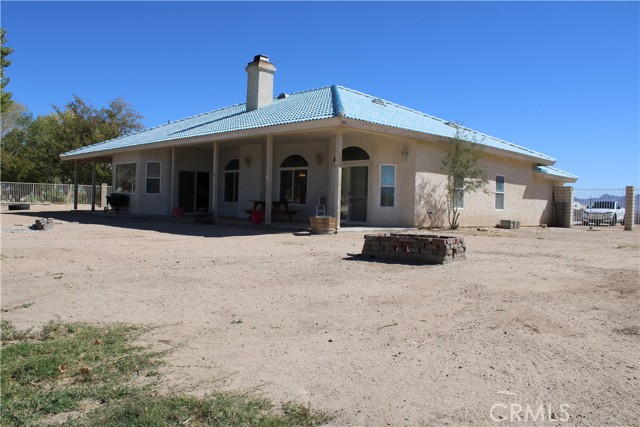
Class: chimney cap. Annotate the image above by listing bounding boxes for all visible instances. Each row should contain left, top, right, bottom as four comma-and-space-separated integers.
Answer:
252, 54, 270, 63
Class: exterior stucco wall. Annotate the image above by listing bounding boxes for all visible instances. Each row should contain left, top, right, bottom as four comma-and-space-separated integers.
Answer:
342, 132, 416, 227
238, 144, 263, 216
414, 139, 556, 227
271, 140, 330, 220
112, 129, 558, 227
112, 149, 172, 216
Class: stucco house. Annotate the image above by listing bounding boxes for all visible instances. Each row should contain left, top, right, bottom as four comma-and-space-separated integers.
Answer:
61, 55, 577, 228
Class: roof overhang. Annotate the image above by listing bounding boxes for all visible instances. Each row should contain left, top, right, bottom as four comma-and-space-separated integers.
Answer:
534, 165, 578, 183
61, 115, 557, 168
59, 117, 344, 161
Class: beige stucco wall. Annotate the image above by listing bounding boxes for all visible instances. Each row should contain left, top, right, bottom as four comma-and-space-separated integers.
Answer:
113, 129, 559, 228
270, 140, 330, 219
414, 139, 557, 228
341, 132, 416, 227
112, 148, 172, 216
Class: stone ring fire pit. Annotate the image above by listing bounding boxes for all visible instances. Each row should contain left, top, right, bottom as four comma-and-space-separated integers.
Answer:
361, 233, 466, 264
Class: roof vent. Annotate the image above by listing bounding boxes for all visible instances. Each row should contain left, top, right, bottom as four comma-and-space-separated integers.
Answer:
372, 98, 386, 106
277, 93, 288, 99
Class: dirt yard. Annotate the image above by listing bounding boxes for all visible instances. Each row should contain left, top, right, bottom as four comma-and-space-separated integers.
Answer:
1, 206, 638, 426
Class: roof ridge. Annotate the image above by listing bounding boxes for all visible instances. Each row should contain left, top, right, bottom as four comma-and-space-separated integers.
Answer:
335, 85, 452, 126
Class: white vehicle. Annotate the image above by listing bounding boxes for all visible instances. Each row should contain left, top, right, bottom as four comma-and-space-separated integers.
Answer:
583, 201, 625, 226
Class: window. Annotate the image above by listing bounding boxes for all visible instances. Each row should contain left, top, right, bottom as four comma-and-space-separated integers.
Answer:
280, 155, 308, 204
380, 164, 395, 207
115, 163, 136, 193
495, 175, 505, 210
146, 162, 161, 194
224, 159, 239, 203
453, 176, 464, 209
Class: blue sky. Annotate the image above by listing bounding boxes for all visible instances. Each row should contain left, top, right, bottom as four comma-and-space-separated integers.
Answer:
2, 1, 638, 188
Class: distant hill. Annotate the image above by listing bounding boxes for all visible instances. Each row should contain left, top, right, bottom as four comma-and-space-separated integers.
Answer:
575, 193, 640, 213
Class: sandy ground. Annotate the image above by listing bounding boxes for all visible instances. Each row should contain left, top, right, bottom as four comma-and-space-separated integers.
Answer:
1, 205, 639, 426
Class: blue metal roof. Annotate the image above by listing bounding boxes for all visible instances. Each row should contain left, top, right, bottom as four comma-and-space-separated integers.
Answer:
534, 165, 578, 181
62, 85, 557, 164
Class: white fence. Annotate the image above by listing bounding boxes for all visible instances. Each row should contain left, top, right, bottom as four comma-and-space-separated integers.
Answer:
1, 182, 112, 206
573, 188, 639, 226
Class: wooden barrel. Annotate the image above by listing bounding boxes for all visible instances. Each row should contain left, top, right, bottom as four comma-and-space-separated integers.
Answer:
310, 216, 337, 234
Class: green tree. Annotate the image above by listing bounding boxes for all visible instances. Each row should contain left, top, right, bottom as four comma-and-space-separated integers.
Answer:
441, 123, 488, 229
1, 28, 14, 113
0, 95, 144, 184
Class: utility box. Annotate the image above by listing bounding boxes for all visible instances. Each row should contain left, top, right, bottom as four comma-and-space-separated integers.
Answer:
500, 220, 521, 229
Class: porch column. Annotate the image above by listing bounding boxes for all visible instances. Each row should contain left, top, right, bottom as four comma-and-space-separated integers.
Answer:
73, 159, 78, 210
170, 147, 175, 215
212, 141, 219, 220
91, 157, 96, 211
265, 135, 273, 225
334, 129, 343, 230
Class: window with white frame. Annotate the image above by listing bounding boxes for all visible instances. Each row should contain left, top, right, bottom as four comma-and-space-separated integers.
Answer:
145, 161, 161, 194
115, 163, 136, 193
279, 155, 308, 204
224, 159, 239, 203
453, 176, 464, 209
495, 175, 505, 210
380, 164, 396, 207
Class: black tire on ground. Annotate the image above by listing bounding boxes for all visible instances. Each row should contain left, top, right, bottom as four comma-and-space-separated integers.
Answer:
8, 203, 30, 211
611, 215, 617, 226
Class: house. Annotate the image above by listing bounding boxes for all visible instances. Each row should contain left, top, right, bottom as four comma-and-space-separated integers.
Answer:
60, 55, 577, 228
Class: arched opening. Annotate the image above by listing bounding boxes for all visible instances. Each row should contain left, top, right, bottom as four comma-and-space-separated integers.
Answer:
342, 146, 370, 162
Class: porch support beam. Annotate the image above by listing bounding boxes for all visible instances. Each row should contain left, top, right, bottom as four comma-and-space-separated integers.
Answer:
212, 141, 219, 220
170, 147, 175, 216
334, 129, 343, 230
265, 135, 273, 225
91, 157, 96, 211
73, 160, 78, 210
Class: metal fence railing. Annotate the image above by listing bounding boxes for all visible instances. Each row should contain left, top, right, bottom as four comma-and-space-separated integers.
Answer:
573, 188, 639, 226
0, 182, 112, 206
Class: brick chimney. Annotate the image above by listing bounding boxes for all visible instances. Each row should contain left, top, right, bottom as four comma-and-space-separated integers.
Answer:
245, 54, 276, 111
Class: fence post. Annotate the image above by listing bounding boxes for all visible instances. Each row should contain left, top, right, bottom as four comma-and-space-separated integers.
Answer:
101, 183, 107, 208
625, 186, 635, 231
73, 160, 78, 210
553, 186, 574, 228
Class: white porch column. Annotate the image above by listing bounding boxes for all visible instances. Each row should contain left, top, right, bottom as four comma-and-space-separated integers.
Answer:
334, 129, 343, 230
170, 147, 175, 215
265, 135, 274, 225
73, 160, 78, 210
212, 141, 219, 219
91, 157, 96, 211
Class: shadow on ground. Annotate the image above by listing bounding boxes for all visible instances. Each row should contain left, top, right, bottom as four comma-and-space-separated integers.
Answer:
1, 208, 311, 238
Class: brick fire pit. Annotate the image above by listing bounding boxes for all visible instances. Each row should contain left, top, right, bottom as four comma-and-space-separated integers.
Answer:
361, 233, 466, 264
